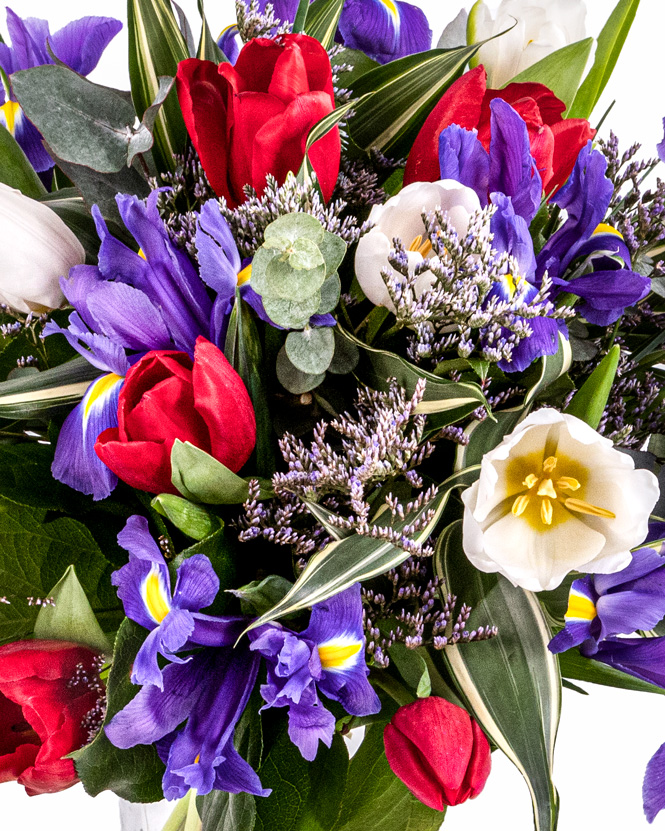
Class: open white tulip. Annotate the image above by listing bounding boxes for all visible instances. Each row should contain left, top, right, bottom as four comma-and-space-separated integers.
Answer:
462, 409, 659, 592
468, 0, 587, 89
355, 179, 482, 311
0, 182, 85, 313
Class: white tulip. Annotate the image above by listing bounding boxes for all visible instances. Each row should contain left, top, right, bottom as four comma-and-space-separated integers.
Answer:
468, 0, 587, 89
462, 409, 659, 592
0, 182, 84, 313
355, 180, 483, 310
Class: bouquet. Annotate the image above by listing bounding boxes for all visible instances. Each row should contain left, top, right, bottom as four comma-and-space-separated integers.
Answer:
0, 0, 663, 828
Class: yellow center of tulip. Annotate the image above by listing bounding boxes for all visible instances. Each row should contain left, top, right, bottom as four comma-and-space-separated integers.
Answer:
318, 642, 361, 670
1, 100, 20, 136
508, 453, 615, 529
408, 234, 433, 258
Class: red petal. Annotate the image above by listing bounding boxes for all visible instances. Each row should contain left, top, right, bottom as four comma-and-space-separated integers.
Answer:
465, 719, 492, 800
287, 34, 336, 100
269, 40, 310, 103
528, 123, 555, 191
176, 58, 235, 203
95, 431, 175, 495
493, 82, 566, 125
192, 338, 256, 473
0, 641, 97, 684
127, 375, 210, 450
404, 65, 487, 186
232, 36, 284, 93
384, 722, 446, 810
229, 91, 286, 200
548, 119, 596, 193
0, 742, 39, 785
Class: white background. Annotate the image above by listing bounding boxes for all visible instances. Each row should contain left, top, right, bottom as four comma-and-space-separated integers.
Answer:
2, 0, 665, 828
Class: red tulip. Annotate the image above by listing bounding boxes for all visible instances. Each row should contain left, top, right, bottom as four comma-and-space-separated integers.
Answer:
383, 696, 491, 810
404, 65, 594, 194
176, 34, 341, 208
95, 337, 256, 495
0, 640, 103, 795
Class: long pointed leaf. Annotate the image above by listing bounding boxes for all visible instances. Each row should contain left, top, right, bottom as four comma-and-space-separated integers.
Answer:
128, 0, 189, 172
436, 521, 561, 831
0, 358, 102, 418
0, 124, 47, 198
305, 0, 345, 49
568, 0, 640, 120
564, 344, 619, 428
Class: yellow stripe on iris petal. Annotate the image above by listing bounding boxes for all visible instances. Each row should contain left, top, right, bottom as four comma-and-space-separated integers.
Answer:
237, 264, 252, 285
565, 592, 596, 622
379, 0, 399, 18
83, 373, 123, 420
217, 23, 237, 39
0, 100, 20, 136
318, 641, 362, 670
592, 223, 623, 239
143, 565, 171, 623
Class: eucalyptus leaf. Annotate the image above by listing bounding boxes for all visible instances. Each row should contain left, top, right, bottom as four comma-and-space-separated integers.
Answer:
0, 124, 47, 198
276, 346, 326, 394
289, 237, 325, 271
34, 565, 112, 654
265, 292, 322, 330
264, 213, 325, 246
328, 329, 360, 376
265, 255, 327, 301
318, 273, 341, 315
171, 440, 251, 504
286, 327, 335, 375
436, 521, 561, 831
319, 232, 347, 276
151, 493, 222, 540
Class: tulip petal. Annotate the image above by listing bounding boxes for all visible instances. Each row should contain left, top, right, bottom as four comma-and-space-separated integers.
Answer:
95, 428, 174, 495
230, 91, 286, 201
548, 118, 596, 193
51, 373, 123, 501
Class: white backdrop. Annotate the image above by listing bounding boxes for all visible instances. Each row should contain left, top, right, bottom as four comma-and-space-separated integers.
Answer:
2, 0, 665, 829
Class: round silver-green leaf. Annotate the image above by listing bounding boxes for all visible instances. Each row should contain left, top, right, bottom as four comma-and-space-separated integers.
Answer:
276, 346, 325, 394
263, 292, 321, 329
264, 212, 325, 246
285, 327, 335, 375
317, 273, 341, 314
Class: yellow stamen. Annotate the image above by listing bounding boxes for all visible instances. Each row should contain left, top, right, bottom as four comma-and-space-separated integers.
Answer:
408, 235, 433, 258
557, 476, 580, 492
144, 569, 170, 623
512, 493, 531, 517
542, 456, 558, 473
537, 478, 557, 499
564, 498, 616, 519
0, 100, 20, 136
540, 498, 553, 525
408, 234, 423, 252
237, 263, 252, 285
523, 473, 539, 489
318, 642, 361, 669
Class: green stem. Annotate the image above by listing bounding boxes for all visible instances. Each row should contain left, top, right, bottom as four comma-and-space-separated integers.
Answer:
161, 792, 191, 831
184, 788, 202, 831
369, 668, 416, 707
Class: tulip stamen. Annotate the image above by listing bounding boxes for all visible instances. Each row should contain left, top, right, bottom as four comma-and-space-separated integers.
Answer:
564, 498, 616, 519
541, 498, 554, 525
523, 473, 539, 489
542, 455, 558, 473
408, 235, 433, 258
537, 478, 557, 499
557, 476, 580, 492
512, 493, 531, 516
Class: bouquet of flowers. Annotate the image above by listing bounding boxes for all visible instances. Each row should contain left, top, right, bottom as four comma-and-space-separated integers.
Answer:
0, 0, 663, 828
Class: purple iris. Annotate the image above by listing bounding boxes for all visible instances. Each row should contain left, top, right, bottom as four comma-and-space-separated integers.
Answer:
644, 739, 665, 823
111, 515, 246, 689
548, 547, 665, 657
43, 193, 242, 501
337, 0, 432, 64
0, 9, 121, 174
249, 584, 381, 761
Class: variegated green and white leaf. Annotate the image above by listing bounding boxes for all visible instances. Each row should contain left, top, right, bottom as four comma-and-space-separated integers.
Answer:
436, 521, 561, 831
524, 332, 572, 408
242, 467, 479, 635
338, 328, 488, 425
305, 0, 345, 49
303, 500, 353, 541
0, 358, 102, 418
128, 0, 189, 172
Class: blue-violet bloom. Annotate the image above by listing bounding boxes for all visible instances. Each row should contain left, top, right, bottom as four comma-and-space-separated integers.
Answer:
338, 0, 432, 64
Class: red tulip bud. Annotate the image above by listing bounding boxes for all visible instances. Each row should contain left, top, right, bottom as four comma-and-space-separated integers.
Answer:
383, 696, 491, 810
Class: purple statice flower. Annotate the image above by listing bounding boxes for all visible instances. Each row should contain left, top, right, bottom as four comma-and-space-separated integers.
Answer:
0, 9, 121, 174
548, 546, 665, 657
106, 645, 269, 801
337, 0, 432, 64
111, 515, 246, 689
43, 193, 243, 501
249, 584, 380, 761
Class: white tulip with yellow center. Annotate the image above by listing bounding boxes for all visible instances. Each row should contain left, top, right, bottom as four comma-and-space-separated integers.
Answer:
0, 182, 85, 313
462, 409, 659, 592
468, 0, 587, 89
354, 179, 483, 311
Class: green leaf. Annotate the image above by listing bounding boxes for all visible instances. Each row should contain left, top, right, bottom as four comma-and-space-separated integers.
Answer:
318, 274, 342, 315
292, 0, 311, 33
319, 232, 347, 276
73, 619, 165, 801
558, 647, 665, 696
388, 643, 431, 698
305, 0, 345, 49
568, 0, 641, 120
0, 356, 102, 419
331, 724, 442, 831
241, 475, 471, 635
0, 124, 47, 198
347, 42, 483, 158
328, 329, 360, 376
290, 238, 325, 271
524, 332, 573, 408
286, 327, 335, 375
264, 292, 322, 330
339, 328, 488, 425
303, 500, 354, 541
171, 440, 252, 504
11, 65, 143, 173
264, 213, 325, 246
151, 493, 222, 540
128, 0, 190, 172
454, 409, 522, 470
436, 521, 561, 831
197, 0, 226, 63
505, 38, 594, 112
34, 565, 112, 654
0, 500, 120, 644
276, 345, 326, 394
230, 575, 294, 618
42, 191, 104, 264
564, 344, 620, 429
170, 527, 237, 615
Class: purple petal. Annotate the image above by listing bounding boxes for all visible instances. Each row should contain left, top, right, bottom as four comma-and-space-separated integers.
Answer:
286, 689, 336, 761
43, 312, 129, 376
595, 548, 665, 594
489, 191, 536, 281
658, 118, 665, 166
644, 741, 665, 823
597, 590, 665, 640
498, 316, 560, 373
160, 608, 196, 653
303, 584, 365, 646
6, 103, 52, 172
548, 621, 595, 655
188, 614, 247, 648
117, 515, 165, 563
5, 9, 50, 70
565, 269, 650, 324
593, 637, 665, 689
439, 125, 489, 205
213, 742, 270, 796
49, 17, 122, 76
51, 373, 122, 501
131, 626, 165, 688
86, 280, 173, 352
196, 201, 241, 295
172, 554, 220, 612
338, 0, 432, 64
217, 24, 240, 64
